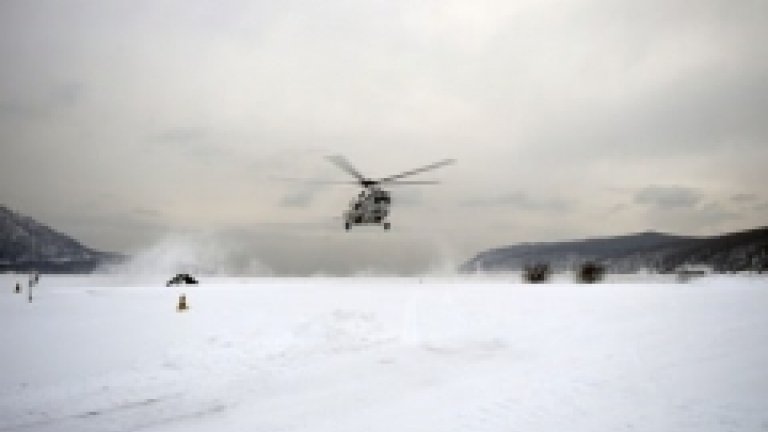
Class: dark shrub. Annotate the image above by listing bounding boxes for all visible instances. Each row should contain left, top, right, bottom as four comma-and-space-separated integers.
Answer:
523, 263, 551, 283
577, 262, 604, 283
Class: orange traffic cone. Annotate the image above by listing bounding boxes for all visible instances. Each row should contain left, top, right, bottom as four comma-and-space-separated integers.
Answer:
177, 294, 188, 312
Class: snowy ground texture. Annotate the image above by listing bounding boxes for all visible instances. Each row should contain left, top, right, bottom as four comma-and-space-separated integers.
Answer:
1, 274, 767, 432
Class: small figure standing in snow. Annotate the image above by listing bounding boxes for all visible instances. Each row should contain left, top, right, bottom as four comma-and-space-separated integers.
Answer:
177, 294, 188, 312
14, 282, 21, 294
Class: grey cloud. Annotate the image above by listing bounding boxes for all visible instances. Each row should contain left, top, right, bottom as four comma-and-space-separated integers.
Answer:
392, 189, 425, 208
637, 199, 743, 234
249, 146, 330, 177
634, 186, 702, 209
693, 203, 740, 226
49, 82, 82, 107
0, 82, 82, 120
498, 0, 768, 165
154, 127, 208, 143
279, 184, 329, 208
147, 127, 244, 166
731, 193, 758, 203
52, 210, 172, 253
0, 101, 47, 120
522, 65, 768, 165
462, 192, 570, 212
605, 203, 628, 214
132, 207, 161, 218
280, 190, 316, 208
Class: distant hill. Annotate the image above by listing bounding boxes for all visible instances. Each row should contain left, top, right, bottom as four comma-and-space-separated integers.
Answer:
461, 227, 768, 273
0, 205, 122, 273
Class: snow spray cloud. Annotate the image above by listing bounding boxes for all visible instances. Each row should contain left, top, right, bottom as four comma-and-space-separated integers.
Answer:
343, 239, 466, 277
414, 235, 467, 277
106, 232, 273, 276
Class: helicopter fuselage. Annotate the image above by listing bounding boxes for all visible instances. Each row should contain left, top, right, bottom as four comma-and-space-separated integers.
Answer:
344, 187, 391, 230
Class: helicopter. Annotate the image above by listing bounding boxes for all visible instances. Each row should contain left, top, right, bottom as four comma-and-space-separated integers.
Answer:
325, 155, 455, 230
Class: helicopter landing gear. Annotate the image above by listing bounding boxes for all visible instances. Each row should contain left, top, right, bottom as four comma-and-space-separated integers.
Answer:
383, 222, 391, 230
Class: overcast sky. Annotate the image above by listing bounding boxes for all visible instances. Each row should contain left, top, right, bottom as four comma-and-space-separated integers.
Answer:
1, 0, 766, 274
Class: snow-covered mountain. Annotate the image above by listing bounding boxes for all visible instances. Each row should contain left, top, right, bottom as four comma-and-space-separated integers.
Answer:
0, 205, 120, 272
462, 227, 768, 273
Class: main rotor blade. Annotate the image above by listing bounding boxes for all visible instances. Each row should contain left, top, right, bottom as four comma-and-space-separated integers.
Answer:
326, 155, 366, 182
271, 176, 359, 185
378, 159, 455, 183
386, 180, 441, 185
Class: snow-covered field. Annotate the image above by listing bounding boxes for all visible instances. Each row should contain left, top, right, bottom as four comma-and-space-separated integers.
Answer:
1, 274, 767, 432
